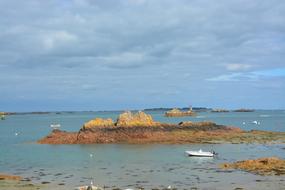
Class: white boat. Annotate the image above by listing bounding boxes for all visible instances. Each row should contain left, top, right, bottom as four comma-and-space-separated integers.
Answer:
185, 149, 216, 157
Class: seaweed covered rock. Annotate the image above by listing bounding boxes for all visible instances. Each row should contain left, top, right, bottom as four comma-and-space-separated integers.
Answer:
82, 118, 115, 130
221, 157, 285, 175
116, 111, 158, 127
178, 121, 216, 127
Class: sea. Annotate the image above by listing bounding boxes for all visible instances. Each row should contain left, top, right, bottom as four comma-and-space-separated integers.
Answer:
0, 110, 285, 190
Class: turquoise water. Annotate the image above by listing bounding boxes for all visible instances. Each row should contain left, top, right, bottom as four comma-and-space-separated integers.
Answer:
0, 110, 285, 189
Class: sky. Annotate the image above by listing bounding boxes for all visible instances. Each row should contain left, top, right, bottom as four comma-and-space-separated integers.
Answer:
0, 0, 285, 111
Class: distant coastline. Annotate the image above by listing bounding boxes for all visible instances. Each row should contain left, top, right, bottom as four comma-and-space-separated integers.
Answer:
1, 107, 258, 116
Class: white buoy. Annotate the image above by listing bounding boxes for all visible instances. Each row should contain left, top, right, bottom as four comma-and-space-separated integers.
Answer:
15, 132, 18, 136
90, 154, 93, 158
242, 122, 246, 125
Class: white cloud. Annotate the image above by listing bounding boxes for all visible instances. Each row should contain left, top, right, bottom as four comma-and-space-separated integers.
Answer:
225, 63, 253, 71
207, 68, 285, 82
207, 73, 244, 82
42, 31, 77, 50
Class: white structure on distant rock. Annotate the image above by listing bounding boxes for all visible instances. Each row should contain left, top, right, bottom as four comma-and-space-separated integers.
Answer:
50, 124, 61, 129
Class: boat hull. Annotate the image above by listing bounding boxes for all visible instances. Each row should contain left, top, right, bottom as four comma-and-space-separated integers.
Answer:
185, 151, 214, 157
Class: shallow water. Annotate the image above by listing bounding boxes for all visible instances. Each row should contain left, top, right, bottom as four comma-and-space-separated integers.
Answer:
0, 110, 285, 189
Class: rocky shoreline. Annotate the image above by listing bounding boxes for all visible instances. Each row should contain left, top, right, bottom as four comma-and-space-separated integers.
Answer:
38, 111, 285, 145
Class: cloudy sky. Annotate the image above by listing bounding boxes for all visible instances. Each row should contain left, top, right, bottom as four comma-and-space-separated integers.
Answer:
0, 0, 285, 111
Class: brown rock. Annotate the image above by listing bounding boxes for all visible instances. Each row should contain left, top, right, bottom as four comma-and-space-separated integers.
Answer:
220, 157, 285, 175
82, 118, 114, 130
0, 173, 22, 180
116, 111, 159, 127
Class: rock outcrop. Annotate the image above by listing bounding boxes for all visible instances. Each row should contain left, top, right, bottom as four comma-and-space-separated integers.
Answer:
221, 157, 285, 175
82, 118, 114, 130
0, 173, 22, 180
116, 111, 158, 127
81, 111, 160, 130
165, 108, 196, 117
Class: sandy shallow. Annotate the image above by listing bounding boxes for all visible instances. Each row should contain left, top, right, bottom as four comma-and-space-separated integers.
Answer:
0, 180, 41, 190
1, 178, 285, 190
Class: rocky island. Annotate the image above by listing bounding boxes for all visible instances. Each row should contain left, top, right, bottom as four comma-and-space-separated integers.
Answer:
164, 108, 196, 117
38, 111, 285, 144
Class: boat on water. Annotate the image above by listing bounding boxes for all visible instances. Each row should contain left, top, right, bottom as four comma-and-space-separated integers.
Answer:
185, 149, 217, 157
1, 115, 5, 120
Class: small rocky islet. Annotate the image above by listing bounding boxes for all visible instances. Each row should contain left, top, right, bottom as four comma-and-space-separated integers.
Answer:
164, 108, 197, 117
221, 157, 285, 176
38, 111, 285, 144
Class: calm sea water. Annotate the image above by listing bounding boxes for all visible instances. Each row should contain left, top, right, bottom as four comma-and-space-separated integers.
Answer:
0, 110, 285, 189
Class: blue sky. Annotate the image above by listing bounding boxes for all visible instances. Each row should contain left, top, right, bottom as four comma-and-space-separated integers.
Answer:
0, 0, 285, 111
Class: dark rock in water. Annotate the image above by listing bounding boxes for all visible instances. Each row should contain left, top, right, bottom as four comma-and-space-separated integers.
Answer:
39, 172, 46, 176
58, 183, 65, 185
41, 181, 50, 184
